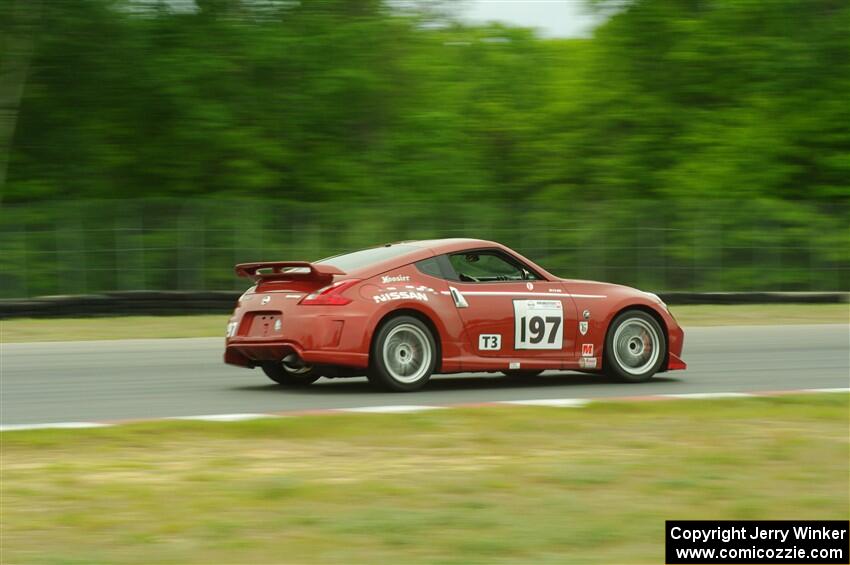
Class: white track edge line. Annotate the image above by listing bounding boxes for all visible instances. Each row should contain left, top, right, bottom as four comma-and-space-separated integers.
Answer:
662, 392, 753, 399
339, 405, 446, 414
173, 413, 277, 422
0, 422, 112, 432
499, 398, 590, 408
1, 388, 847, 431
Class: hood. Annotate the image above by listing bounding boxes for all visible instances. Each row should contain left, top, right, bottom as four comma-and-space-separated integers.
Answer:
559, 278, 666, 306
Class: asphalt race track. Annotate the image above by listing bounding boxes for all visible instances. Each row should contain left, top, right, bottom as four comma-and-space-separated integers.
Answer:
2, 324, 848, 426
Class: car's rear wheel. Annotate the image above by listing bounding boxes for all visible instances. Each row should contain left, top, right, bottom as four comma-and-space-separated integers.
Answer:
501, 370, 543, 379
261, 355, 321, 387
604, 310, 666, 382
368, 315, 436, 392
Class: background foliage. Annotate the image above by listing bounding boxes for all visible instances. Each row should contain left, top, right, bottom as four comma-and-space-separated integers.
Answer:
1, 0, 848, 296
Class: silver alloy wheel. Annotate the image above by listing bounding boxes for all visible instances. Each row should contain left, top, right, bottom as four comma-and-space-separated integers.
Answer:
612, 317, 661, 376
382, 323, 432, 384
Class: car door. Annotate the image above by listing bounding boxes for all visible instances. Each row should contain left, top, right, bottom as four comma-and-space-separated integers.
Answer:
441, 249, 578, 361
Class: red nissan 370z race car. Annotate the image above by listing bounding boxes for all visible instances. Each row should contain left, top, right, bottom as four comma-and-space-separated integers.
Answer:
224, 239, 686, 391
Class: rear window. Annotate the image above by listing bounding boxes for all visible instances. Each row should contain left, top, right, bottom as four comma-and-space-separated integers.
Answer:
415, 257, 444, 278
317, 245, 418, 272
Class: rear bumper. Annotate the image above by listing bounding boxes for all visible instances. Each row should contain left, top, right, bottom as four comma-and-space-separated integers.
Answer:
225, 341, 368, 369
224, 309, 371, 369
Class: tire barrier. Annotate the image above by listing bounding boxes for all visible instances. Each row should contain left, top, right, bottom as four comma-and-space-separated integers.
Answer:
0, 290, 846, 319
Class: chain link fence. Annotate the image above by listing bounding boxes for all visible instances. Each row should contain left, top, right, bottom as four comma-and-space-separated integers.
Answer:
1, 198, 848, 298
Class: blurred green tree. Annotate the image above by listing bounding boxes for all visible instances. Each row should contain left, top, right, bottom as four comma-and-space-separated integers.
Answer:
0, 0, 847, 295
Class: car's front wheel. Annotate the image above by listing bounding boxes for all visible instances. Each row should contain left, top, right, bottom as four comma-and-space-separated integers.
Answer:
368, 315, 437, 392
604, 310, 666, 382
262, 355, 321, 387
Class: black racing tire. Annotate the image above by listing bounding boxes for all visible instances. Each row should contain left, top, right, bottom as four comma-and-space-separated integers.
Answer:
368, 315, 437, 392
603, 310, 666, 383
501, 370, 543, 379
261, 361, 321, 387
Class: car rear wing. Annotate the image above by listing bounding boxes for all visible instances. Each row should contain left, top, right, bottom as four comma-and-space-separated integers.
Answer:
234, 261, 346, 282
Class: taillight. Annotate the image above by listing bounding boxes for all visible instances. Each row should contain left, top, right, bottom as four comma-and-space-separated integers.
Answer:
299, 279, 361, 306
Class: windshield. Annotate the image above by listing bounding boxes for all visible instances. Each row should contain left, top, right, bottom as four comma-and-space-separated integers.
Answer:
317, 245, 418, 272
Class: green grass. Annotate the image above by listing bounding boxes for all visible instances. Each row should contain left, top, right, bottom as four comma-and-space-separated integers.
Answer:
2, 394, 848, 564
1, 303, 847, 343
0, 314, 228, 343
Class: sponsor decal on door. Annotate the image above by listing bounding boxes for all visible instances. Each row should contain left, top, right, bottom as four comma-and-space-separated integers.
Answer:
579, 357, 597, 369
513, 300, 564, 350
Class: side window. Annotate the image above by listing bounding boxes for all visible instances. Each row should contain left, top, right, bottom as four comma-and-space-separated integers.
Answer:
448, 251, 539, 283
414, 257, 444, 278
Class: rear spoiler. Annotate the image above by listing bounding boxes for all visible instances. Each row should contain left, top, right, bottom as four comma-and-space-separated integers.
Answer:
234, 261, 346, 282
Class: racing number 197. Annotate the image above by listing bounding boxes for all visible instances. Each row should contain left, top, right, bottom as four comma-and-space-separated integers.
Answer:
518, 315, 561, 344
514, 300, 564, 350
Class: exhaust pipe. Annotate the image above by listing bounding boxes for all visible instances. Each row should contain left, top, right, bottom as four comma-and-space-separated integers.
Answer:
282, 353, 312, 375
